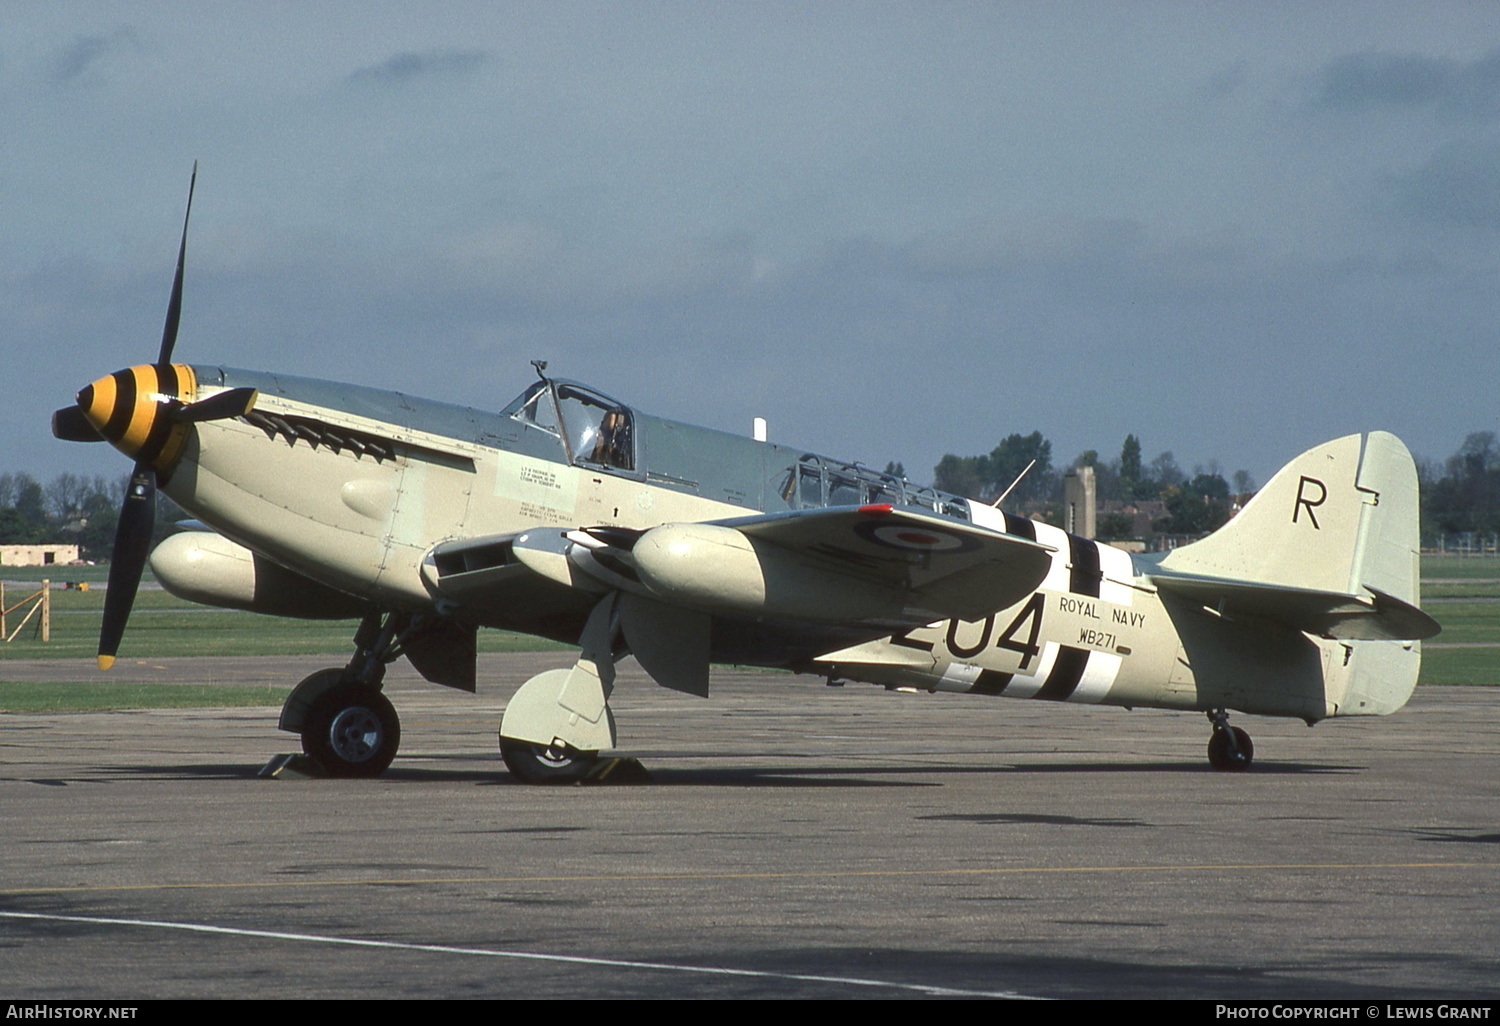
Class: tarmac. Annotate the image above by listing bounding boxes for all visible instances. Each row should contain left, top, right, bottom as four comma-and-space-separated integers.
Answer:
2, 652, 1497, 999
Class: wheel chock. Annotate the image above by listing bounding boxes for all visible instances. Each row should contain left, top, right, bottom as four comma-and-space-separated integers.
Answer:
258, 753, 327, 779
582, 756, 651, 785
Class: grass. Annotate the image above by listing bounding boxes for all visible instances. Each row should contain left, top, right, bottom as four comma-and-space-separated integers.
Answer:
0, 681, 290, 712
1419, 601, 1500, 646
0, 580, 565, 710
1423, 581, 1500, 599
1417, 649, 1500, 686
1418, 555, 1500, 580
1, 556, 1495, 705
0, 583, 566, 661
0, 564, 113, 585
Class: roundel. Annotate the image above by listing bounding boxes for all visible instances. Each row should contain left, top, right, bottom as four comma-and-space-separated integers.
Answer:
853, 519, 980, 554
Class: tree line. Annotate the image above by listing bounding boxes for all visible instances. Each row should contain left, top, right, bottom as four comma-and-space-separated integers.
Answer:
932, 432, 1249, 540
1421, 432, 1500, 541
0, 473, 184, 562
933, 430, 1500, 542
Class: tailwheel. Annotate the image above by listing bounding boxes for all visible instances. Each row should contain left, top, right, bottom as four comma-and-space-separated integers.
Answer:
500, 734, 598, 784
1206, 710, 1253, 772
302, 684, 401, 778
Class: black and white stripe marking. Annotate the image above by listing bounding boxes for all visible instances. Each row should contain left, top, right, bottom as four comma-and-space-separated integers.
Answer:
939, 507, 1136, 704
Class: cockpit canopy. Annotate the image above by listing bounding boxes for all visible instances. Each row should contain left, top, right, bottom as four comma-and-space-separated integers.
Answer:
501, 379, 635, 472
779, 455, 968, 518
499, 375, 970, 520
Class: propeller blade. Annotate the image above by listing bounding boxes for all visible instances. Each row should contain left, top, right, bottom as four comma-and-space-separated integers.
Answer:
98, 463, 157, 670
156, 161, 197, 366
52, 405, 104, 442
173, 387, 258, 424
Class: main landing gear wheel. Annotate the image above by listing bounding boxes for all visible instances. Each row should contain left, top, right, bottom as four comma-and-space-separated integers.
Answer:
302, 684, 401, 778
499, 734, 598, 784
1207, 724, 1254, 772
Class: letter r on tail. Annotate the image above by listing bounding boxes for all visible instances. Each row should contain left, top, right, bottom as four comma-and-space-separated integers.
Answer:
1293, 475, 1326, 529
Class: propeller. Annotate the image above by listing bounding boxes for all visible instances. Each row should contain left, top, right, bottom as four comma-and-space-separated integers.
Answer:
51, 164, 258, 668
157, 163, 195, 368
174, 386, 258, 423
98, 464, 158, 668
96, 163, 198, 669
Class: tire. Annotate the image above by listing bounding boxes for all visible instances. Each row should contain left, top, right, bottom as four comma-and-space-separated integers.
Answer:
302, 685, 400, 778
500, 735, 597, 784
1207, 725, 1253, 772
280, 667, 344, 733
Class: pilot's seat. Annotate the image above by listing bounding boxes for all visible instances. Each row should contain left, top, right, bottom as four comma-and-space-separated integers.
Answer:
590, 408, 632, 470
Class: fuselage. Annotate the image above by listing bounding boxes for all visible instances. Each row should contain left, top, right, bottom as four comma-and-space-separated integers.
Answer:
88, 364, 1410, 725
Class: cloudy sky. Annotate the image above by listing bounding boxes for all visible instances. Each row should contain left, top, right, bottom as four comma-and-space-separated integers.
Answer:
5, 3, 1498, 491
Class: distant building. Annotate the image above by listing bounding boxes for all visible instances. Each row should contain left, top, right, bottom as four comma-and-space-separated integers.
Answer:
0, 544, 80, 567
1063, 466, 1096, 538
1098, 500, 1168, 543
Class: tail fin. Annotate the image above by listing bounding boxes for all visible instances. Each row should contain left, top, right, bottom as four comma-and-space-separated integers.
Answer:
1153, 432, 1435, 715
1159, 432, 1420, 604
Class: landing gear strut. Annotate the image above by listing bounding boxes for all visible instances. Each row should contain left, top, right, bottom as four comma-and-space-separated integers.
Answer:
1206, 709, 1253, 772
280, 610, 410, 778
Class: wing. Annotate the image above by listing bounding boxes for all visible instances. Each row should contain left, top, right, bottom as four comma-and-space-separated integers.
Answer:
420, 504, 1055, 695
426, 504, 1053, 626
696, 503, 1056, 624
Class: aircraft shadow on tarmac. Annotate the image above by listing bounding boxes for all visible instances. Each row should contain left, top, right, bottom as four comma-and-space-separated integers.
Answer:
91, 756, 1362, 787
1406, 828, 1500, 845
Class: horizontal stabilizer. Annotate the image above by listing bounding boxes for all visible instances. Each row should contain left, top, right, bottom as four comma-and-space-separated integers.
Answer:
1149, 568, 1440, 641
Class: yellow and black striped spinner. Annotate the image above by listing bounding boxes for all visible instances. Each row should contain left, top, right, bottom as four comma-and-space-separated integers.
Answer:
76, 363, 198, 472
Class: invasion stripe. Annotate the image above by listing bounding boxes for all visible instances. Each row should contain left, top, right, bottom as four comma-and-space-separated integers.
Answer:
1033, 646, 1089, 701
1068, 535, 1102, 597
997, 641, 1059, 698
1096, 543, 1136, 607
1003, 512, 1036, 541
1069, 651, 1122, 704
972, 669, 1013, 696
